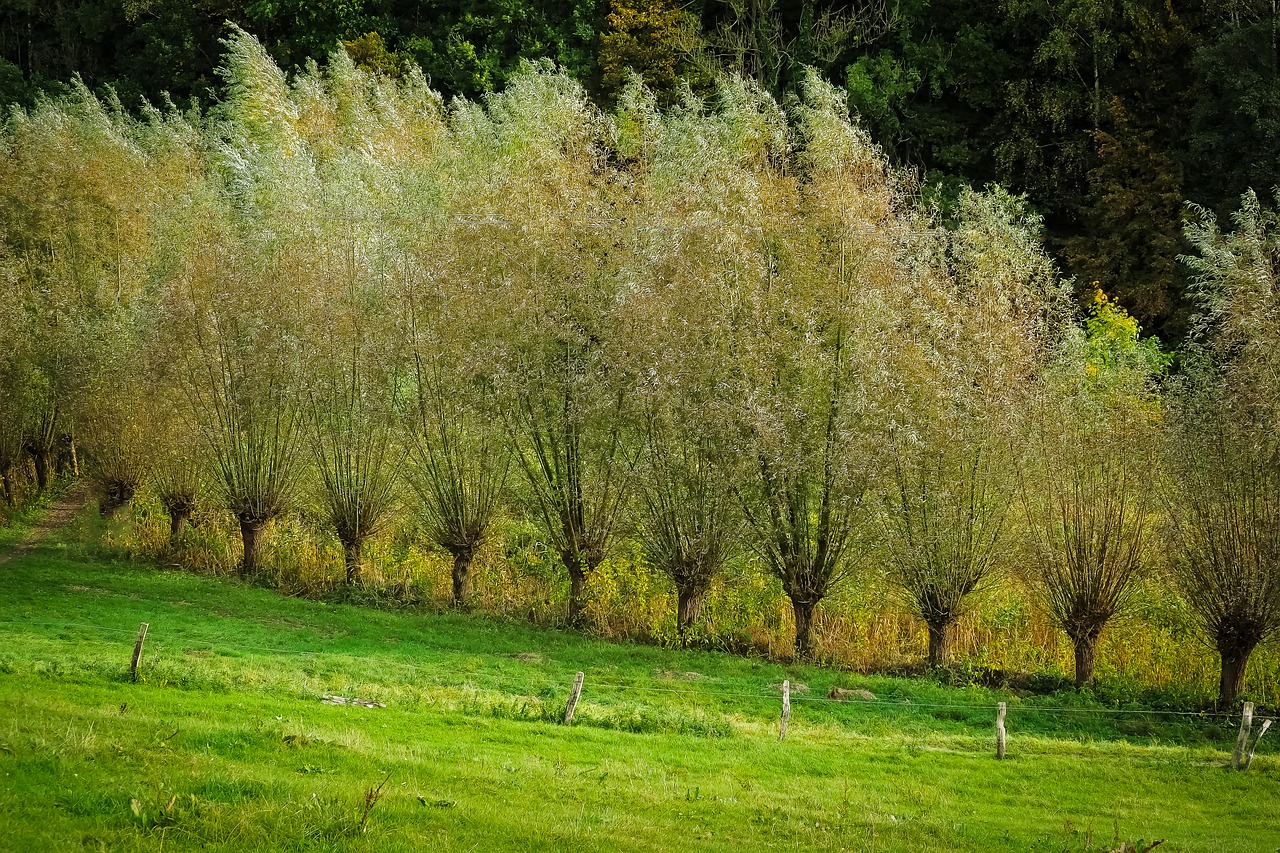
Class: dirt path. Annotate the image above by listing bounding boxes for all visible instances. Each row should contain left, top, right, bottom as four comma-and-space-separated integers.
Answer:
0, 483, 90, 565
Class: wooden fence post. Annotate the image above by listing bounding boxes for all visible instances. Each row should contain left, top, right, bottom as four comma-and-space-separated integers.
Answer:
1232, 702, 1254, 770
1244, 718, 1272, 771
996, 702, 1007, 760
563, 671, 584, 726
779, 680, 791, 741
130, 622, 149, 683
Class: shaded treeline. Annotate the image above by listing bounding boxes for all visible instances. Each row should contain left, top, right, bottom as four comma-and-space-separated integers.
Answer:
1, 30, 1278, 706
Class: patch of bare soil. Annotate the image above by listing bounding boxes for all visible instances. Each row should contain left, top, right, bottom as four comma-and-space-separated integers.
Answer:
0, 483, 90, 565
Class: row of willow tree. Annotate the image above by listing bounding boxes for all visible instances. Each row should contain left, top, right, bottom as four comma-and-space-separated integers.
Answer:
2, 29, 1278, 706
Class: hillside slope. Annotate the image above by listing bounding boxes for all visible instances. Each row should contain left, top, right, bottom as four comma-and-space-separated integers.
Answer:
0, 537, 1275, 851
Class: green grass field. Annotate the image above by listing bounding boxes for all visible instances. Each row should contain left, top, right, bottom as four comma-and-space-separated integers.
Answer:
1, 526, 1277, 852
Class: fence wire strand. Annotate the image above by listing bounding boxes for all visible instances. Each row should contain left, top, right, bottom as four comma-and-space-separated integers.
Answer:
0, 616, 1253, 727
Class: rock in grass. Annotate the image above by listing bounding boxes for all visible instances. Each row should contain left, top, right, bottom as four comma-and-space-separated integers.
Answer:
322, 694, 385, 708
828, 687, 876, 702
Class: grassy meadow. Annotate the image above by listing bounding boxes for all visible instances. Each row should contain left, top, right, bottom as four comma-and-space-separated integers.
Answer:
1, 515, 1277, 852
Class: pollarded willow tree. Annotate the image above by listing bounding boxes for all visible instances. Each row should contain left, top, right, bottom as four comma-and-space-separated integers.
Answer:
285, 51, 433, 586
78, 370, 154, 517
1020, 290, 1166, 687
158, 206, 309, 576
1164, 190, 1280, 706
153, 29, 322, 575
635, 417, 740, 638
881, 187, 1070, 667
725, 72, 901, 658
614, 78, 747, 639
502, 231, 637, 627
0, 82, 168, 496
478, 63, 639, 626
380, 81, 515, 609
77, 311, 166, 520
628, 297, 742, 639
304, 234, 405, 586
403, 229, 511, 608
1164, 385, 1280, 706
409, 373, 509, 607
149, 407, 206, 548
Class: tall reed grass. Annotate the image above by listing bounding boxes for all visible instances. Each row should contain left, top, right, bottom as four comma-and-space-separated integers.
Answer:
74, 487, 1278, 706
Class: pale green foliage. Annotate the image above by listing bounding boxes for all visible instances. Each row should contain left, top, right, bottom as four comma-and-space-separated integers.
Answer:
216, 24, 297, 150
611, 73, 663, 163
0, 80, 204, 495
645, 74, 789, 235
879, 186, 1071, 664
1021, 291, 1165, 683
793, 68, 894, 225
1183, 190, 1280, 422
1168, 189, 1280, 702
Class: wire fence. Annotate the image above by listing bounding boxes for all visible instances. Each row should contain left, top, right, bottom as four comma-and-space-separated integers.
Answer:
0, 615, 1261, 736
10, 612, 1280, 771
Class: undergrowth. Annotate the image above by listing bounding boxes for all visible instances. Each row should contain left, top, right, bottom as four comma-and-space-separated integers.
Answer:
18, 487, 1280, 709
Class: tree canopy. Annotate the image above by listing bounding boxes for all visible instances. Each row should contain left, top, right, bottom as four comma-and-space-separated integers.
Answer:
3, 2, 1275, 337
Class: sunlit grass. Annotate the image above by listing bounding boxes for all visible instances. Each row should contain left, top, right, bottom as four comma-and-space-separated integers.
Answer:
0, 530, 1276, 851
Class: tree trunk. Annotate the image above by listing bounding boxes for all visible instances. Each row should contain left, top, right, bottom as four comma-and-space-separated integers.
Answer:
927, 619, 953, 668
452, 550, 474, 607
676, 586, 706, 641
1, 466, 15, 508
792, 598, 817, 658
1072, 633, 1098, 688
168, 507, 189, 548
239, 515, 268, 576
1219, 643, 1255, 707
57, 435, 78, 477
99, 485, 117, 517
99, 482, 135, 517
343, 537, 363, 585
567, 563, 588, 627
32, 450, 50, 492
